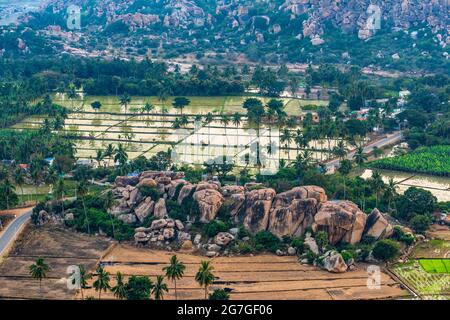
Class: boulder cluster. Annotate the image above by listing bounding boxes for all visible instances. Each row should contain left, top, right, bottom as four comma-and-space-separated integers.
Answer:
110, 171, 394, 251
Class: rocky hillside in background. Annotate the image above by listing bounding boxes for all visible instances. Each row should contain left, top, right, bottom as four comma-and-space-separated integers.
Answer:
3, 0, 448, 71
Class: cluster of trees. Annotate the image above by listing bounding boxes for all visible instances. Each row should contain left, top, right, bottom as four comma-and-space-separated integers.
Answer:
29, 255, 227, 300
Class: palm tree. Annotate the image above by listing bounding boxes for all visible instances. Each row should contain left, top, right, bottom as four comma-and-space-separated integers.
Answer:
77, 265, 91, 300
141, 102, 154, 114
95, 150, 104, 167
232, 113, 242, 147
195, 261, 215, 300
163, 255, 185, 300
29, 258, 51, 292
114, 144, 128, 167
372, 146, 383, 159
384, 178, 398, 212
104, 144, 115, 167
93, 266, 111, 300
120, 93, 131, 114
220, 114, 230, 150
353, 146, 367, 168
103, 190, 116, 239
67, 84, 79, 109
53, 178, 65, 215
370, 171, 385, 208
1, 179, 16, 209
152, 275, 169, 300
13, 167, 25, 204
76, 180, 90, 235
333, 140, 348, 161
180, 115, 189, 128
112, 272, 127, 300
280, 128, 293, 161
205, 112, 214, 145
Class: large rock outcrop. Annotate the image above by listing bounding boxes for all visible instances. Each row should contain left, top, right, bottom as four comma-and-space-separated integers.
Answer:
364, 208, 394, 240
238, 188, 276, 234
313, 201, 367, 245
268, 186, 327, 238
193, 188, 224, 223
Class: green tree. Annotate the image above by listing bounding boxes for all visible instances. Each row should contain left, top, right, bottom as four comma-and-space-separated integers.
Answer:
93, 266, 111, 300
409, 215, 431, 234
195, 261, 215, 300
372, 240, 400, 262
353, 146, 367, 167
125, 275, 153, 300
77, 265, 91, 300
120, 93, 131, 114
29, 258, 51, 292
152, 275, 169, 300
172, 97, 191, 115
112, 272, 127, 300
163, 255, 185, 300
91, 101, 102, 112
209, 289, 230, 300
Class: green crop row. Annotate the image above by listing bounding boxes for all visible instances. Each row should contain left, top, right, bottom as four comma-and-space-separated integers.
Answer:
370, 145, 450, 176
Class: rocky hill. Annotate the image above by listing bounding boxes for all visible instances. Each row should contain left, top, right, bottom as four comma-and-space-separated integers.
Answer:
7, 0, 447, 71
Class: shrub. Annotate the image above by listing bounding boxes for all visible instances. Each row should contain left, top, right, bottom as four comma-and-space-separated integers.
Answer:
254, 230, 281, 253
409, 215, 432, 234
209, 289, 230, 300
392, 226, 415, 245
372, 239, 401, 262
290, 237, 305, 254
138, 186, 161, 201
340, 250, 354, 264
314, 231, 329, 249
203, 220, 230, 238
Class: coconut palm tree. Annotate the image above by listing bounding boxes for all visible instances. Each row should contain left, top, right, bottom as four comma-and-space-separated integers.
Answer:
195, 261, 215, 300
29, 258, 51, 292
205, 112, 214, 145
353, 146, 368, 168
370, 170, 385, 208
103, 190, 116, 239
152, 275, 169, 300
384, 178, 398, 212
77, 265, 91, 300
104, 144, 115, 167
163, 255, 185, 300
93, 266, 111, 300
76, 180, 90, 235
95, 150, 104, 167
280, 128, 293, 161
114, 144, 128, 167
53, 178, 65, 216
333, 140, 348, 161
120, 93, 131, 114
141, 102, 154, 114
112, 272, 127, 300
13, 167, 25, 204
232, 113, 242, 147
67, 84, 79, 109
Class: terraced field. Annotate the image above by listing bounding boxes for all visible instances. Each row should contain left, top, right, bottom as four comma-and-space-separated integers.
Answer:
13, 97, 337, 166
53, 95, 328, 115
392, 261, 450, 299
78, 244, 409, 300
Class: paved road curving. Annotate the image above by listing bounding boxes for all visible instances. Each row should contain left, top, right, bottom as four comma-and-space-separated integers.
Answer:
326, 131, 403, 169
0, 209, 33, 257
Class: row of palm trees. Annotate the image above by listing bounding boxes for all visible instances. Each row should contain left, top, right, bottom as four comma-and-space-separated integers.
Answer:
29, 255, 217, 300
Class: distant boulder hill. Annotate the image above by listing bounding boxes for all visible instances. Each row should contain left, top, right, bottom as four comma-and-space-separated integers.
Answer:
40, 0, 448, 44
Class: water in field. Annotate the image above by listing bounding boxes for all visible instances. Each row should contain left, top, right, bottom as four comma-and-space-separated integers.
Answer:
361, 169, 450, 202
53, 94, 328, 116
